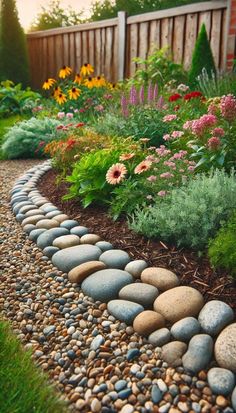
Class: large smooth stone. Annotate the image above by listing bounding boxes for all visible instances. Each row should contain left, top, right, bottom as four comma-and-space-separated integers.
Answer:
148, 328, 171, 347
80, 234, 101, 244
29, 228, 47, 241
52, 244, 102, 273
141, 267, 180, 291
53, 235, 80, 249
21, 214, 45, 226
53, 214, 69, 223
70, 226, 89, 237
214, 323, 236, 372
198, 300, 234, 336
171, 317, 201, 342
182, 334, 214, 374
25, 209, 45, 217
95, 241, 113, 251
232, 387, 236, 411
133, 311, 165, 336
161, 341, 187, 367
35, 219, 59, 229
154, 286, 204, 323
81, 269, 133, 302
41, 205, 58, 213
99, 249, 130, 269
16, 213, 25, 222
125, 260, 148, 278
60, 220, 78, 229
37, 228, 70, 249
23, 224, 36, 234
119, 283, 159, 308
68, 261, 107, 284
107, 300, 144, 324
207, 368, 235, 396
45, 210, 62, 218
19, 205, 37, 214
43, 246, 60, 258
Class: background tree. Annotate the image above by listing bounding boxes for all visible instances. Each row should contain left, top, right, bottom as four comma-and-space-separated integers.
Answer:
30, 0, 84, 32
0, 0, 29, 86
189, 23, 216, 86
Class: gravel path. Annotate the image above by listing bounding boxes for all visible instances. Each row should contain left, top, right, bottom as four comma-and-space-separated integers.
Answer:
0, 160, 233, 413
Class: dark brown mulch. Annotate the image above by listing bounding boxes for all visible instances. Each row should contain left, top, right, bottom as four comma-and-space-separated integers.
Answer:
38, 169, 236, 312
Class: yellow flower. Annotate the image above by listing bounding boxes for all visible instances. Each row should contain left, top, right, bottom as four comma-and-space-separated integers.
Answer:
84, 77, 95, 89
108, 82, 118, 90
68, 87, 81, 100
53, 86, 62, 97
80, 63, 94, 77
74, 73, 82, 84
55, 92, 67, 105
42, 78, 56, 90
59, 65, 72, 79
93, 76, 106, 88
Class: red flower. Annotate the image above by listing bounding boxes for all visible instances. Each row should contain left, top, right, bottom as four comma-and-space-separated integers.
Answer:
184, 91, 203, 101
168, 93, 182, 102
56, 125, 64, 130
66, 139, 76, 148
76, 122, 85, 128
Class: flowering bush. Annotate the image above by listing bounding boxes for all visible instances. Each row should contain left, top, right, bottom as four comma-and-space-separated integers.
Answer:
130, 169, 236, 249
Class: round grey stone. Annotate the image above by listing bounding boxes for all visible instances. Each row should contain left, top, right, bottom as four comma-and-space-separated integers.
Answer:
95, 241, 113, 251
16, 213, 25, 222
148, 328, 171, 347
43, 246, 60, 258
37, 228, 70, 249
90, 335, 105, 351
45, 210, 62, 218
13, 201, 33, 214
70, 226, 89, 237
52, 244, 102, 273
125, 260, 148, 278
82, 269, 133, 302
23, 224, 36, 234
29, 228, 47, 241
119, 283, 159, 308
99, 249, 130, 269
214, 323, 236, 372
171, 317, 201, 342
107, 300, 144, 324
198, 300, 234, 336
207, 368, 235, 396
232, 386, 236, 411
41, 205, 58, 213
182, 334, 214, 374
60, 220, 79, 230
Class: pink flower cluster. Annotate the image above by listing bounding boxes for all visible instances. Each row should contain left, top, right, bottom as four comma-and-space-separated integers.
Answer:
163, 114, 177, 122
191, 114, 217, 136
207, 136, 221, 151
211, 127, 225, 137
163, 131, 184, 141
220, 94, 236, 122
156, 145, 171, 157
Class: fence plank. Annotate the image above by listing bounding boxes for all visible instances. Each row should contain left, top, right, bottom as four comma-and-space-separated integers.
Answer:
75, 31, 82, 72
55, 35, 63, 74
88, 30, 95, 68
173, 15, 186, 63
129, 23, 138, 76
118, 11, 127, 80
69, 33, 75, 69
113, 26, 118, 81
63, 33, 69, 65
82, 31, 88, 64
198, 11, 211, 36
105, 27, 113, 78
101, 27, 106, 74
161, 17, 173, 48
95, 29, 102, 74
183, 13, 198, 69
149, 20, 160, 54
139, 22, 149, 64
211, 10, 222, 67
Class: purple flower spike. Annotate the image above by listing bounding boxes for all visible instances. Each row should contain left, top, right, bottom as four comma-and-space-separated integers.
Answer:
153, 83, 158, 101
139, 85, 144, 104
148, 83, 153, 102
130, 85, 138, 105
157, 96, 164, 108
121, 94, 129, 117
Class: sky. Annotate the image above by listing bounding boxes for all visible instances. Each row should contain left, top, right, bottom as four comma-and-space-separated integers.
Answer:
16, 0, 93, 30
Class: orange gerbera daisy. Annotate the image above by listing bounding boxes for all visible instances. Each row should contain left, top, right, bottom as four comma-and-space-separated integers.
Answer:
80, 63, 94, 76
74, 73, 82, 84
119, 153, 135, 161
68, 87, 81, 100
134, 160, 152, 174
55, 92, 67, 105
59, 65, 72, 79
106, 163, 127, 185
42, 78, 56, 90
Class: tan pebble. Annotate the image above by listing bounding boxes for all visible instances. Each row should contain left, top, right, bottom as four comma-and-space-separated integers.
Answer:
114, 399, 125, 410
141, 267, 180, 291
99, 303, 107, 311
104, 365, 114, 375
68, 261, 106, 284
75, 399, 87, 410
133, 310, 165, 336
80, 234, 101, 244
53, 214, 69, 223
35, 219, 59, 229
198, 370, 207, 380
169, 409, 181, 413
202, 387, 212, 396
91, 398, 101, 413
93, 309, 102, 317
216, 395, 228, 408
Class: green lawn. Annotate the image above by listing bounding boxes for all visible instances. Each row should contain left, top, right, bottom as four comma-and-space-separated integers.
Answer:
0, 321, 67, 413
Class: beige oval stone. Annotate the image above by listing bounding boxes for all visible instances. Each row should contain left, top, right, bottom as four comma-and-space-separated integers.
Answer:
141, 267, 179, 291
25, 209, 45, 217
133, 310, 165, 336
53, 214, 69, 223
68, 261, 107, 284
214, 323, 236, 372
35, 219, 59, 229
80, 234, 101, 244
53, 234, 80, 249
161, 341, 187, 367
21, 214, 45, 226
154, 286, 204, 323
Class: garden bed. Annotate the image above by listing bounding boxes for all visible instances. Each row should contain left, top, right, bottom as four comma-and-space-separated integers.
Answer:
39, 168, 236, 312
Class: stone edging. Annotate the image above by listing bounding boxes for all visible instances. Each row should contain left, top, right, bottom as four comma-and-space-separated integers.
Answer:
10, 161, 236, 406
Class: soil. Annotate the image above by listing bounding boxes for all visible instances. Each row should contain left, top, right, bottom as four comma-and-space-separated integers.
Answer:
38, 169, 236, 312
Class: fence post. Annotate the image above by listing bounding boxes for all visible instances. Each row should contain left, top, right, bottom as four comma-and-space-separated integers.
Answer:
224, 0, 236, 70
118, 11, 127, 81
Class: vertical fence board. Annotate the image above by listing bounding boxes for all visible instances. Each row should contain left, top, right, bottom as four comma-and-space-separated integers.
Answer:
113, 26, 118, 81
183, 13, 198, 69
105, 27, 113, 78
48, 36, 55, 76
69, 33, 75, 69
101, 28, 106, 74
88, 30, 95, 68
95, 29, 102, 75
55, 35, 64, 74
173, 15, 186, 63
82, 31, 88, 64
75, 32, 82, 72
42, 37, 48, 83
211, 10, 222, 67
149, 20, 160, 54
220, 8, 227, 70
129, 23, 138, 77
63, 33, 69, 64
161, 17, 173, 48
199, 11, 211, 36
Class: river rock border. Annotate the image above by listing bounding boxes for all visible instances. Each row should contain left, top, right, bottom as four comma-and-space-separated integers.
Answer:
10, 161, 236, 407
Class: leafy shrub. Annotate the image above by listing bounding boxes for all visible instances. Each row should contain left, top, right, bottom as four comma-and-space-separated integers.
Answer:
0, 81, 41, 118
130, 169, 236, 250
208, 212, 236, 278
189, 24, 216, 86
1, 117, 60, 159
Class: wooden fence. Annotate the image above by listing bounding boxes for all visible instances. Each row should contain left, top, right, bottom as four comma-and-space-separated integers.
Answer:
27, 0, 230, 89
